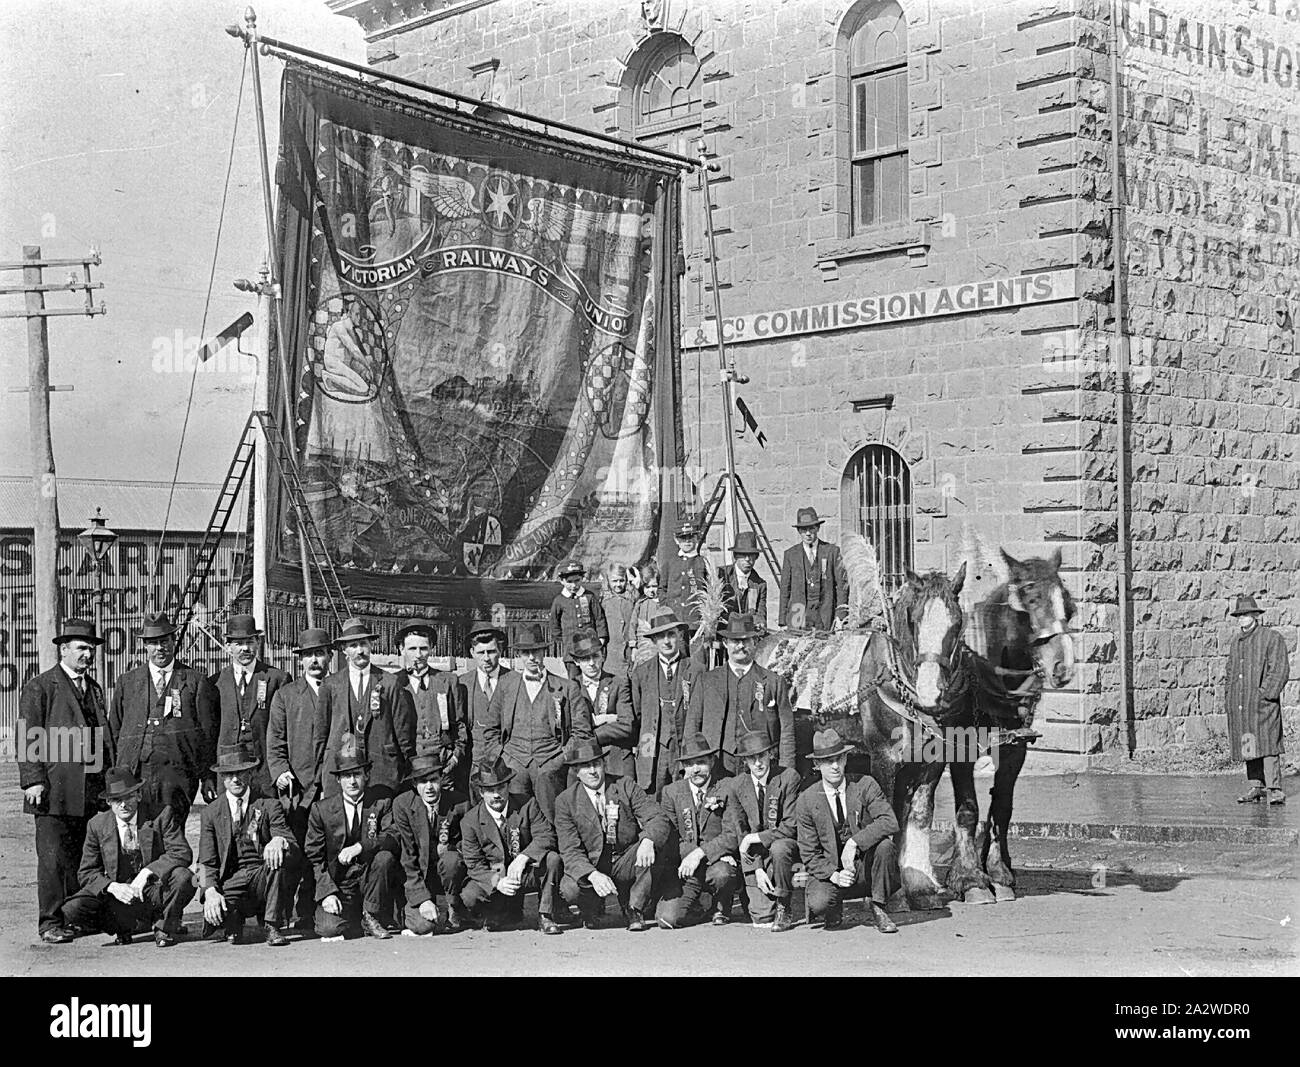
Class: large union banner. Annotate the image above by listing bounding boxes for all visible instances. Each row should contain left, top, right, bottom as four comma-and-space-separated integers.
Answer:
270, 62, 683, 618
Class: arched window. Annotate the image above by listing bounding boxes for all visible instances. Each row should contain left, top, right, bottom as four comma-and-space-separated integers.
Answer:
841, 444, 913, 592
844, 1, 909, 231
629, 33, 704, 144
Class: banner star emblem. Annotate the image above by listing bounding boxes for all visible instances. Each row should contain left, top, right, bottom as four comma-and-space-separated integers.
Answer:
486, 180, 516, 226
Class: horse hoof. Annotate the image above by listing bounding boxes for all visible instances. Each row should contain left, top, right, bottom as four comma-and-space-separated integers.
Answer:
905, 891, 943, 912
993, 884, 1016, 903
963, 886, 997, 906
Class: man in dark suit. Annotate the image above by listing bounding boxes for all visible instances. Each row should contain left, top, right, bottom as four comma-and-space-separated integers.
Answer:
392, 752, 470, 935
458, 624, 512, 802
459, 757, 563, 934
306, 732, 403, 940
319, 617, 416, 799
721, 530, 768, 623
777, 507, 849, 631
109, 611, 219, 823
795, 729, 899, 933
624, 609, 701, 796
570, 630, 635, 778
553, 737, 671, 931
196, 742, 296, 946
719, 731, 802, 931
394, 621, 468, 791
550, 560, 609, 679
655, 733, 740, 929
19, 619, 112, 943
62, 768, 194, 947
266, 626, 332, 931
211, 613, 289, 801
479, 622, 593, 821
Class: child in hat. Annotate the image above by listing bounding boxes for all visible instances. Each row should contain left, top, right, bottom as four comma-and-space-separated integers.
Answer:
600, 563, 636, 676
626, 562, 663, 665
550, 561, 608, 679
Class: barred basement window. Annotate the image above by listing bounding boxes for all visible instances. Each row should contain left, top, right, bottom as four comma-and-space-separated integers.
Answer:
841, 444, 913, 594
847, 1, 909, 232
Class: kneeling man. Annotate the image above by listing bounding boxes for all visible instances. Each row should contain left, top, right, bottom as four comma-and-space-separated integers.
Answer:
392, 752, 469, 935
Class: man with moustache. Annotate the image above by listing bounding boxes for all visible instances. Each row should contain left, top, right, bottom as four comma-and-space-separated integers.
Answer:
459, 757, 564, 934
319, 617, 416, 799
570, 631, 635, 778
394, 621, 468, 793
624, 609, 701, 796
267, 626, 332, 931
19, 619, 112, 943
392, 752, 470, 935
777, 507, 849, 632
211, 614, 289, 801
458, 624, 512, 800
109, 612, 219, 823
720, 531, 768, 622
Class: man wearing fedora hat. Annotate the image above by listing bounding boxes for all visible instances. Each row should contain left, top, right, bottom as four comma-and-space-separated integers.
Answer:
718, 730, 803, 932
267, 626, 334, 930
319, 617, 416, 800
480, 621, 594, 821
197, 741, 297, 946
460, 757, 564, 934
551, 561, 609, 680
625, 608, 702, 796
110, 611, 219, 823
211, 614, 290, 802
458, 623, 513, 802
571, 630, 636, 779
1226, 595, 1290, 805
655, 733, 740, 929
660, 518, 711, 633
392, 752, 471, 935
62, 768, 195, 947
687, 613, 794, 776
777, 507, 849, 632
796, 729, 899, 933
553, 737, 671, 930
721, 530, 768, 623
306, 733, 403, 940
394, 621, 469, 794
19, 618, 112, 943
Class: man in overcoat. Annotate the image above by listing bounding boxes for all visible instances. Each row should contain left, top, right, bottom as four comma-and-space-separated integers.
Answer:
1226, 595, 1290, 805
777, 507, 849, 631
624, 609, 701, 796
211, 613, 289, 801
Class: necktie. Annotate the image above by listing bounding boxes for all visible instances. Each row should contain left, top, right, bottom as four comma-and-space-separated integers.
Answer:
123, 821, 138, 852
237, 673, 247, 701
756, 783, 766, 831
353, 673, 364, 702
664, 662, 675, 685
234, 800, 245, 829
74, 675, 85, 696
594, 791, 605, 829
347, 803, 357, 837
833, 791, 845, 832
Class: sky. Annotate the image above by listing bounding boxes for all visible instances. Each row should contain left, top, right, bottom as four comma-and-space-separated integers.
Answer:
0, 0, 365, 490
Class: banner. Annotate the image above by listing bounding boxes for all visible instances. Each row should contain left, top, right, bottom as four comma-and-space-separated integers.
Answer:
272, 63, 682, 614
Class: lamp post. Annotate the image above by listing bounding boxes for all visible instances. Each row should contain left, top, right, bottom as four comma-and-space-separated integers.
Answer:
77, 508, 118, 682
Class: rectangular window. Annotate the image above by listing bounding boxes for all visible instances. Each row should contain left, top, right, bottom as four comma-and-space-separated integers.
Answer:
850, 65, 908, 232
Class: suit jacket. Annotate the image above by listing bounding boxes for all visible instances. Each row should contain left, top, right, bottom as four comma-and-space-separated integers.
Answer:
197, 792, 294, 890
661, 776, 735, 864
266, 676, 326, 809
19, 665, 111, 817
392, 788, 470, 906
78, 806, 192, 896
553, 774, 670, 880
719, 765, 802, 872
686, 662, 795, 767
625, 656, 703, 791
550, 589, 609, 650
578, 670, 635, 777
305, 788, 399, 901
458, 666, 514, 752
480, 671, 594, 770
795, 774, 899, 881
460, 796, 556, 896
319, 668, 416, 797
110, 661, 219, 799
721, 565, 769, 623
778, 540, 849, 630
396, 667, 469, 774
212, 660, 289, 798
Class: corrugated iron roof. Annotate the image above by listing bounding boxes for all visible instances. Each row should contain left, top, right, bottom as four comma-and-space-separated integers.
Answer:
0, 476, 230, 533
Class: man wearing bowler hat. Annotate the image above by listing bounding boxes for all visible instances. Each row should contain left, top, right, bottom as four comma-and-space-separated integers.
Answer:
480, 621, 593, 820
778, 507, 849, 632
660, 518, 711, 631
306, 732, 403, 940
62, 768, 194, 947
459, 623, 512, 800
687, 613, 794, 775
655, 733, 740, 929
719, 730, 803, 931
571, 630, 636, 779
267, 626, 333, 930
721, 530, 768, 623
19, 618, 112, 943
796, 729, 899, 933
211, 613, 289, 801
625, 608, 702, 796
553, 737, 671, 931
394, 620, 468, 793
1226, 595, 1290, 805
460, 756, 564, 934
109, 611, 219, 823
392, 751, 470, 935
197, 741, 296, 946
319, 617, 416, 800
551, 561, 608, 679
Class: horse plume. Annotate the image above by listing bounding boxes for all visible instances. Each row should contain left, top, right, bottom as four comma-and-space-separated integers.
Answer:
690, 567, 728, 652
841, 532, 887, 628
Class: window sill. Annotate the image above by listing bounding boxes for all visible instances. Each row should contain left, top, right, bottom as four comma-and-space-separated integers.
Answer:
815, 221, 930, 280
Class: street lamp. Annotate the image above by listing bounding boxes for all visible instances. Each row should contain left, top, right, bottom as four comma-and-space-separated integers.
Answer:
77, 508, 118, 682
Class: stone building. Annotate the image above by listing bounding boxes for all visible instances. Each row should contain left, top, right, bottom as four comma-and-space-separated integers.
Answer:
326, 0, 1298, 768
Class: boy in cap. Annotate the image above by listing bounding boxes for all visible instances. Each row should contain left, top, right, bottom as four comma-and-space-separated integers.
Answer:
394, 621, 468, 793
777, 507, 849, 631
553, 737, 671, 931
550, 561, 608, 679
211, 614, 289, 801
459, 757, 564, 934
571, 630, 636, 779
660, 519, 710, 631
655, 733, 740, 929
624, 609, 702, 796
795, 729, 899, 933
196, 742, 297, 946
392, 752, 470, 935
63, 768, 195, 947
305, 733, 403, 940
